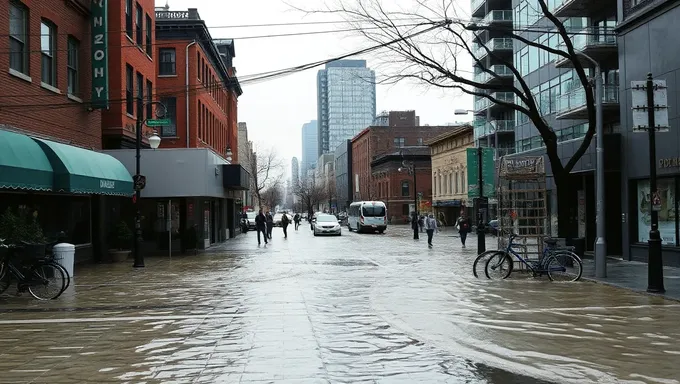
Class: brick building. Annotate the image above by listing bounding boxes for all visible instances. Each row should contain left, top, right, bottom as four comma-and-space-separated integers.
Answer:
154, 9, 241, 161
102, 0, 157, 149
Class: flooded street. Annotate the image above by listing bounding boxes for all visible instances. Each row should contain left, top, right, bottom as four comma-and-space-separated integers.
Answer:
0, 225, 678, 383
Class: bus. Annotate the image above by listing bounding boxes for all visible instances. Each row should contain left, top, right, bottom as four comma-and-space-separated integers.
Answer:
348, 201, 387, 233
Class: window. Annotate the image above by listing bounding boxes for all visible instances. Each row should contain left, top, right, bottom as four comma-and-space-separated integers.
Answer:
417, 138, 423, 145
198, 101, 202, 139
394, 137, 405, 148
9, 1, 28, 74
146, 80, 152, 120
136, 72, 143, 117
159, 48, 176, 75
125, 0, 133, 39
159, 97, 177, 137
135, 3, 142, 46
197, 52, 201, 81
401, 181, 410, 197
67, 37, 79, 95
362, 205, 385, 217
125, 64, 134, 115
40, 21, 56, 86
636, 179, 676, 245
145, 14, 152, 56
433, 176, 437, 196
402, 204, 410, 216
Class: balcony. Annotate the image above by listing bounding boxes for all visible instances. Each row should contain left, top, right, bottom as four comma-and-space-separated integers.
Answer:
474, 92, 515, 113
474, 120, 515, 139
473, 38, 513, 60
552, 0, 617, 17
496, 147, 516, 159
555, 27, 618, 68
472, 65, 514, 84
482, 10, 513, 24
471, 0, 486, 17
556, 85, 620, 120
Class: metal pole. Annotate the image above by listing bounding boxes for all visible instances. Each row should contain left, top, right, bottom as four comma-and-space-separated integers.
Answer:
594, 64, 607, 278
413, 165, 417, 216
646, 72, 665, 293
477, 147, 486, 253
133, 101, 144, 268
168, 199, 172, 259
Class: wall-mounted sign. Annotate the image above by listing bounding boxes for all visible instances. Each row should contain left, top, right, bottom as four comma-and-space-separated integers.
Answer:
91, 0, 109, 109
99, 180, 115, 189
659, 157, 680, 168
499, 156, 545, 177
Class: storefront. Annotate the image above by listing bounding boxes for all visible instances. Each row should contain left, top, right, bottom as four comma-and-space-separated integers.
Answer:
432, 200, 468, 226
0, 129, 134, 263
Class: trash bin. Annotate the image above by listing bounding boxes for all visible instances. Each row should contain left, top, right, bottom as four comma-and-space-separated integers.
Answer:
52, 243, 75, 278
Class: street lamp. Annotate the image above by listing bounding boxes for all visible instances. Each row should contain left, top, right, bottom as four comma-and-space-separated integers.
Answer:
398, 152, 418, 219
226, 146, 233, 162
133, 99, 166, 268
454, 109, 474, 115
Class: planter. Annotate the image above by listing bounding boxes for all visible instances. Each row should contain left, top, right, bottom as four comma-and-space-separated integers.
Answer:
109, 250, 130, 263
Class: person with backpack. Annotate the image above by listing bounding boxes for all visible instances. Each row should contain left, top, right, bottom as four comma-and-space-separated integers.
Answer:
281, 212, 290, 238
456, 212, 471, 248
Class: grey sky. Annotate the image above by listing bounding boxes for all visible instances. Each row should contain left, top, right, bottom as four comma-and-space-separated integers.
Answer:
158, 0, 473, 171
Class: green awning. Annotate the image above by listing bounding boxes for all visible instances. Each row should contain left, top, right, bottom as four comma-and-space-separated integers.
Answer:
33, 138, 134, 196
0, 130, 54, 191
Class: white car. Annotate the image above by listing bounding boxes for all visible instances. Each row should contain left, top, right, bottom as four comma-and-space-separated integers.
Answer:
313, 214, 342, 236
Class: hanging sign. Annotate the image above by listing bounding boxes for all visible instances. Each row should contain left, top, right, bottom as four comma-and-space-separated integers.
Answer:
91, 0, 109, 109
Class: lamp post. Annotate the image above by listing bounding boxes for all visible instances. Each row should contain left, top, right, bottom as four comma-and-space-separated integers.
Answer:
133, 99, 166, 268
398, 154, 418, 217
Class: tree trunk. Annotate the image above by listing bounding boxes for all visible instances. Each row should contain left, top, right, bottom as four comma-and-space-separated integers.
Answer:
554, 171, 577, 239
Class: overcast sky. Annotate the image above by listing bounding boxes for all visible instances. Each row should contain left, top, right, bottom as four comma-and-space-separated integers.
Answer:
157, 0, 473, 174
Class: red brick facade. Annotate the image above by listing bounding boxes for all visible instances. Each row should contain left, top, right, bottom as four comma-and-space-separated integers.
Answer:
372, 155, 434, 223
0, 0, 101, 148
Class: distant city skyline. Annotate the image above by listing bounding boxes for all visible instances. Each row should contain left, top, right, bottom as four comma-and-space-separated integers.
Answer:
300, 120, 318, 177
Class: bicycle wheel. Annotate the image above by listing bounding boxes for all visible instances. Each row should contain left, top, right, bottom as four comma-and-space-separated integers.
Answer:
51, 262, 71, 294
473, 250, 499, 278
485, 251, 513, 280
27, 262, 67, 300
546, 252, 583, 282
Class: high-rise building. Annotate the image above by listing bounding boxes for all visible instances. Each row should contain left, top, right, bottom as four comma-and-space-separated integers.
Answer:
291, 157, 300, 186
301, 120, 318, 177
317, 60, 376, 158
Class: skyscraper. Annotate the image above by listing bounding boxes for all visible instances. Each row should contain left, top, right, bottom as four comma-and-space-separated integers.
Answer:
291, 157, 300, 186
317, 60, 376, 157
301, 120, 318, 177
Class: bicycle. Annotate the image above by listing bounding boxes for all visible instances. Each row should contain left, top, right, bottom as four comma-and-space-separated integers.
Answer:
0, 241, 68, 300
484, 234, 583, 282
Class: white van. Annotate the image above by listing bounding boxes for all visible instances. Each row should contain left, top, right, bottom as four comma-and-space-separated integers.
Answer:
348, 201, 387, 233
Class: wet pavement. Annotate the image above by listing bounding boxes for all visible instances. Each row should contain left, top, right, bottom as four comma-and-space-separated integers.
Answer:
0, 225, 679, 383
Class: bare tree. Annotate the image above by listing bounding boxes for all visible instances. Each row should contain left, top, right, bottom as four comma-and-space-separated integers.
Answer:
250, 147, 285, 209
261, 185, 284, 212
295, 177, 327, 216
296, 0, 598, 237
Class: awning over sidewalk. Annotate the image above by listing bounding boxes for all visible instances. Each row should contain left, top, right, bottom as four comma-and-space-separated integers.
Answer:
0, 130, 54, 191
33, 138, 134, 196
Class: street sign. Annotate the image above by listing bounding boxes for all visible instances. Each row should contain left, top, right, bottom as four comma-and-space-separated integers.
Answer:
146, 119, 171, 127
466, 148, 496, 198
631, 80, 669, 132
133, 174, 146, 191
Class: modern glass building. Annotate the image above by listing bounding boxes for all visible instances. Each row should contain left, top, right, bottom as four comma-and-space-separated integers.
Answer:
317, 60, 376, 158
301, 120, 318, 177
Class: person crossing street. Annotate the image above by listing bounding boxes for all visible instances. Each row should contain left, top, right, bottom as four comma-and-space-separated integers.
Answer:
425, 213, 438, 248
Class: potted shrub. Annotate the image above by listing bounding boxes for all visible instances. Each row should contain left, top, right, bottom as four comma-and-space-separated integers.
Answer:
0, 208, 47, 260
108, 221, 133, 262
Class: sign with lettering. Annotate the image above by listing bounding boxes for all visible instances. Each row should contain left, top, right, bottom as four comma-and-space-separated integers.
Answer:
499, 156, 545, 177
659, 157, 680, 168
466, 148, 495, 198
91, 0, 109, 109
100, 179, 115, 189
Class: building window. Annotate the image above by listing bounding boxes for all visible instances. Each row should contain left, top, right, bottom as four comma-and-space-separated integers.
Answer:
401, 181, 410, 197
433, 175, 437, 196
146, 80, 152, 120
9, 1, 28, 74
636, 179, 676, 245
159, 48, 176, 75
394, 137, 405, 148
197, 52, 201, 81
125, 64, 134, 115
136, 72, 143, 118
417, 138, 423, 145
145, 14, 152, 57
67, 37, 79, 95
125, 0, 133, 39
40, 20, 56, 86
402, 204, 410, 216
160, 97, 177, 137
135, 3, 142, 46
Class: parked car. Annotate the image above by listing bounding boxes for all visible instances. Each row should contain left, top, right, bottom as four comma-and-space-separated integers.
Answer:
313, 214, 342, 236
273, 213, 284, 226
245, 211, 257, 230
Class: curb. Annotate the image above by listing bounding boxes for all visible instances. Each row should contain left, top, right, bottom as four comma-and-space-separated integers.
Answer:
579, 275, 680, 303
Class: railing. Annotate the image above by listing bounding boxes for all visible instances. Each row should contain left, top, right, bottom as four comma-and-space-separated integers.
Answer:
492, 120, 515, 132
473, 92, 515, 112
156, 9, 201, 20
496, 147, 516, 158
473, 38, 513, 58
556, 85, 619, 114
472, 65, 513, 83
558, 26, 617, 51
473, 119, 515, 139
483, 10, 513, 23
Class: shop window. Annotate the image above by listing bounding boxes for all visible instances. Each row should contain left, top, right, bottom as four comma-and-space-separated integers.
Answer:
636, 179, 676, 245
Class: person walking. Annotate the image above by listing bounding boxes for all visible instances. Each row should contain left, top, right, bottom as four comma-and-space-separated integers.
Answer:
265, 211, 274, 239
418, 215, 425, 233
255, 209, 268, 245
456, 213, 471, 248
281, 212, 290, 238
410, 212, 419, 240
425, 213, 438, 248
293, 213, 301, 231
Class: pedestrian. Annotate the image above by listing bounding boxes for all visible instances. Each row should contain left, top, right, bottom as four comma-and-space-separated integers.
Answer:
281, 212, 290, 238
293, 213, 301, 230
265, 211, 274, 239
418, 215, 425, 233
425, 213, 438, 248
456, 212, 471, 248
410, 212, 419, 240
255, 209, 267, 245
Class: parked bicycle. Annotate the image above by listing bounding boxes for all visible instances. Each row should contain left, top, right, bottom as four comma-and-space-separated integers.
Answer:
0, 239, 69, 300
483, 233, 583, 282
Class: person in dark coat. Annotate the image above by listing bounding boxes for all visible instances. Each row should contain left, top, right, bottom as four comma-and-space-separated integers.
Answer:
293, 213, 301, 230
410, 211, 420, 240
265, 212, 274, 239
255, 209, 267, 245
456, 212, 471, 248
281, 212, 290, 238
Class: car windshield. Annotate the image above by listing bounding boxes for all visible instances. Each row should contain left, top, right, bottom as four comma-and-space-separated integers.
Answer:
317, 215, 337, 223
247, 212, 256, 219
362, 206, 386, 217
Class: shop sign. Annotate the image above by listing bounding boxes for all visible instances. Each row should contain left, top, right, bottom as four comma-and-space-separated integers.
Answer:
659, 157, 680, 168
99, 179, 115, 189
91, 0, 109, 109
